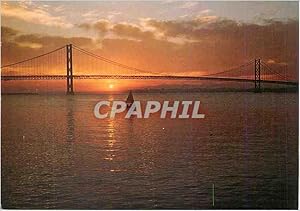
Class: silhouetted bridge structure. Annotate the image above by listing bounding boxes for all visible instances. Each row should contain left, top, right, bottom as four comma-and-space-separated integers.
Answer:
2, 44, 298, 94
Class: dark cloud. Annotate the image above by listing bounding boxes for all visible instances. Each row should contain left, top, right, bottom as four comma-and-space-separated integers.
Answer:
112, 23, 154, 40
1, 26, 95, 65
142, 18, 298, 76
2, 26, 19, 41
78, 20, 110, 33
2, 17, 299, 79
78, 20, 155, 40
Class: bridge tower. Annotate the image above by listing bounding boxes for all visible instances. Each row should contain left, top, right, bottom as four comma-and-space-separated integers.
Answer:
66, 44, 74, 94
254, 58, 261, 93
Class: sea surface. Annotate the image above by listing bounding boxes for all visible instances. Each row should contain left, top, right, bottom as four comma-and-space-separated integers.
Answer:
1, 92, 298, 209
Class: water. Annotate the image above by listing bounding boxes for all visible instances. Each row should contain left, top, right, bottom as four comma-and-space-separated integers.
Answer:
1, 92, 298, 209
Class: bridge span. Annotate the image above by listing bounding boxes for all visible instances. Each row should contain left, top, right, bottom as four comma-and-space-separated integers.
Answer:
1, 44, 298, 94
1, 75, 298, 86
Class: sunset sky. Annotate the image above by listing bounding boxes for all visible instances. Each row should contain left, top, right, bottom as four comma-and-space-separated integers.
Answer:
1, 1, 298, 92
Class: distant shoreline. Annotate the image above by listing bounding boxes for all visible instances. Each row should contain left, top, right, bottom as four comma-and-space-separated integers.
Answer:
1, 87, 298, 95
1, 93, 39, 95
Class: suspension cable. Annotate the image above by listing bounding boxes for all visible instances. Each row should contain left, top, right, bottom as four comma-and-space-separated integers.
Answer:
72, 45, 161, 75
203, 61, 253, 77
1, 46, 65, 68
261, 61, 287, 80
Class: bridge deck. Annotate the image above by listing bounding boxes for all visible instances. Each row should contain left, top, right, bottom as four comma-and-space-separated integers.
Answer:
1, 75, 298, 86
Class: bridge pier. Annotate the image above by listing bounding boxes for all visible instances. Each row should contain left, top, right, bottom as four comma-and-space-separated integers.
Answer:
66, 44, 74, 95
254, 58, 261, 93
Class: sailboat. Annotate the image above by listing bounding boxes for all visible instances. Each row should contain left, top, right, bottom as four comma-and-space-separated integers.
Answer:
126, 90, 134, 108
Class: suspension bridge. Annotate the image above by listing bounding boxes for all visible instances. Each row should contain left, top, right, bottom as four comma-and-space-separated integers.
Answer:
1, 44, 298, 94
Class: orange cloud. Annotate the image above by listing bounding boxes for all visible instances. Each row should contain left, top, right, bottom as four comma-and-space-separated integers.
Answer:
2, 17, 298, 83
2, 2, 72, 28
78, 19, 111, 33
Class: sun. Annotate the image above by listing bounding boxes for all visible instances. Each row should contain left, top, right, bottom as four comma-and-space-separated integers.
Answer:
109, 84, 114, 89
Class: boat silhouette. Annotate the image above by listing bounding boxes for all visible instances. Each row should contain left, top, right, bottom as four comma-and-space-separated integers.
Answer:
126, 90, 134, 108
